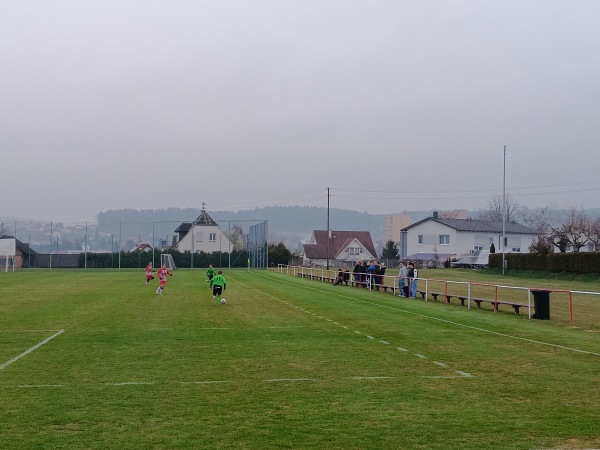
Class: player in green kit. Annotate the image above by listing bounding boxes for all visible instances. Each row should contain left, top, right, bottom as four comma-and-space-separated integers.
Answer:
206, 264, 216, 287
210, 270, 226, 305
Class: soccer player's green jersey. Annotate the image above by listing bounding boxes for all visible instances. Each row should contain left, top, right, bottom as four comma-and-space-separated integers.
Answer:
206, 267, 216, 279
211, 274, 226, 288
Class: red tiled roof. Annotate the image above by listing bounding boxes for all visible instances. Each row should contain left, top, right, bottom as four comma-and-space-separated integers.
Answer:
303, 230, 377, 259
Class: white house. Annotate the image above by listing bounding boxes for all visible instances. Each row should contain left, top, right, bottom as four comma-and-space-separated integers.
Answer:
175, 208, 234, 254
399, 214, 539, 263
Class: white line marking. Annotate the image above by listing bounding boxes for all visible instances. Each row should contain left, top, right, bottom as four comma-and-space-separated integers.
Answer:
422, 376, 465, 379
434, 361, 449, 368
180, 381, 234, 385
251, 281, 478, 376
0, 329, 65, 370
456, 371, 475, 378
353, 376, 395, 380
106, 382, 154, 386
264, 378, 319, 383
265, 275, 600, 357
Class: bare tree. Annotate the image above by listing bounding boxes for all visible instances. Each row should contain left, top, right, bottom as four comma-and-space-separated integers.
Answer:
472, 194, 521, 222
550, 208, 590, 252
226, 224, 247, 251
586, 215, 600, 252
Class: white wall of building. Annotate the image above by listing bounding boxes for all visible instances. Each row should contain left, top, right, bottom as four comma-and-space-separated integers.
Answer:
404, 221, 537, 256
177, 226, 233, 253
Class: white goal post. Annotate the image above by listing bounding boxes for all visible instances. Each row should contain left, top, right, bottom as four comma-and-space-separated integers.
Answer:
161, 253, 176, 270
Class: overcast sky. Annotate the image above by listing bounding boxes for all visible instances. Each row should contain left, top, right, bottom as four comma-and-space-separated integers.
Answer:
2, 0, 600, 221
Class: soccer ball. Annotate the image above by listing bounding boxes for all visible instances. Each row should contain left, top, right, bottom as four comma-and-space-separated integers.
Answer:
220, 298, 227, 304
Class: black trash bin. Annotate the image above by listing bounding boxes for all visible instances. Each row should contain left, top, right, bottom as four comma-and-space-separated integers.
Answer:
532, 289, 550, 320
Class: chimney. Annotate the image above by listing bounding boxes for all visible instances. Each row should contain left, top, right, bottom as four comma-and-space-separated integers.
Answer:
433, 211, 439, 219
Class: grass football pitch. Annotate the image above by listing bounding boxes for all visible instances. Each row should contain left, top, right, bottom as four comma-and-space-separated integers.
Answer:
1, 269, 599, 449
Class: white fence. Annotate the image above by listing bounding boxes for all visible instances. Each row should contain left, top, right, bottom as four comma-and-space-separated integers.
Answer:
276, 264, 600, 327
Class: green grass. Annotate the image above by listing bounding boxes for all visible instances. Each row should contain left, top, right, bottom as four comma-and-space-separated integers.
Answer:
1, 269, 599, 449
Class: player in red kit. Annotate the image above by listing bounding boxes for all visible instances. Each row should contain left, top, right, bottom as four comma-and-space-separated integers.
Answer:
156, 264, 173, 295
145, 262, 154, 286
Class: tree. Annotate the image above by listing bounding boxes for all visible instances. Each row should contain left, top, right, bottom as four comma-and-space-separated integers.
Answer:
472, 194, 521, 222
528, 236, 553, 255
550, 208, 589, 252
227, 224, 247, 251
489, 242, 495, 254
268, 242, 292, 266
380, 240, 399, 260
588, 215, 600, 252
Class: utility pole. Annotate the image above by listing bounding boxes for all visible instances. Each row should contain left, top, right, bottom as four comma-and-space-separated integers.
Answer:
502, 145, 506, 275
327, 187, 330, 270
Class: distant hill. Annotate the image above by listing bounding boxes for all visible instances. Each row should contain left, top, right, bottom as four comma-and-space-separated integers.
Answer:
97, 206, 395, 251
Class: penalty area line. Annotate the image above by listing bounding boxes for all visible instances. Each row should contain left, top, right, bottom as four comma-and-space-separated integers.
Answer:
0, 329, 65, 370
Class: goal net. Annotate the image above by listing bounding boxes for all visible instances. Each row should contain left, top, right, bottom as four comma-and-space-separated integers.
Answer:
161, 253, 176, 270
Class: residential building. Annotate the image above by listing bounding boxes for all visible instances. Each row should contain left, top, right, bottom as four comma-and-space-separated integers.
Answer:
384, 214, 412, 243
399, 214, 538, 266
302, 230, 377, 267
175, 208, 234, 254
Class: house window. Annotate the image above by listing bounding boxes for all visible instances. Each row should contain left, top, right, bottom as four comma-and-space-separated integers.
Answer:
348, 248, 355, 255
439, 235, 450, 245
512, 247, 521, 252
418, 235, 423, 245
209, 233, 216, 242
474, 245, 483, 251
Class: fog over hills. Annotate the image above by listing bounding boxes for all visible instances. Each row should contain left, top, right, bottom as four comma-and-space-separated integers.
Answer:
5, 206, 600, 254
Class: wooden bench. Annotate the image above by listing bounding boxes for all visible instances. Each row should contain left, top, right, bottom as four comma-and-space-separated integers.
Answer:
418, 291, 529, 314
373, 284, 392, 293
470, 297, 529, 315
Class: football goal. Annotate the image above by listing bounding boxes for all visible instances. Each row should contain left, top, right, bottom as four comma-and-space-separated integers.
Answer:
161, 253, 176, 270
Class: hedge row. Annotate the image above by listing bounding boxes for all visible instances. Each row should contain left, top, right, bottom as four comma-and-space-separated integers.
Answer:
489, 252, 600, 274
78, 250, 250, 269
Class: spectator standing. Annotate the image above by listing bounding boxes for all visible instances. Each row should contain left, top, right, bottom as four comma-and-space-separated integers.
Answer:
397, 262, 407, 297
407, 262, 418, 299
353, 261, 361, 285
